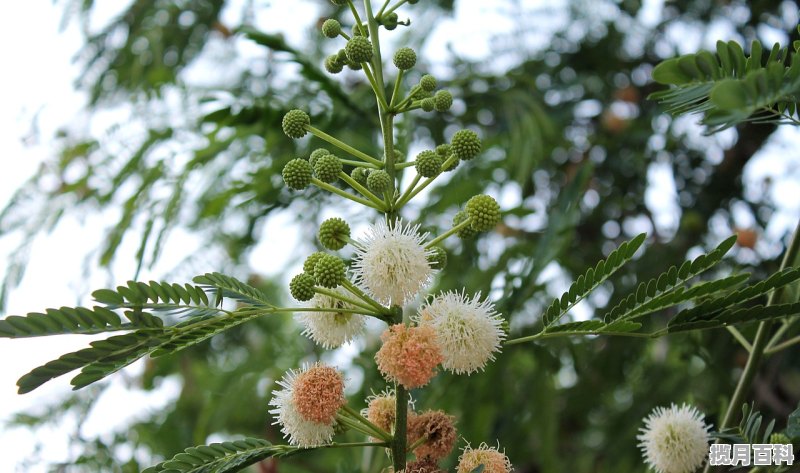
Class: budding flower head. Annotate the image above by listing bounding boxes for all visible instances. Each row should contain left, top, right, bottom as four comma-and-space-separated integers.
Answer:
351, 166, 370, 185
318, 217, 351, 251
417, 291, 505, 375
303, 251, 326, 273
637, 404, 711, 473
314, 154, 342, 183
309, 148, 330, 167
415, 150, 442, 178
282, 109, 310, 139
321, 18, 341, 38
466, 195, 501, 232
296, 286, 365, 349
345, 36, 374, 63
421, 98, 435, 112
434, 90, 453, 112
394, 47, 417, 70
427, 246, 447, 270
325, 54, 344, 74
313, 253, 347, 288
420, 74, 437, 92
408, 410, 457, 460
381, 11, 399, 30
366, 169, 392, 193
289, 273, 316, 301
268, 363, 345, 447
352, 219, 435, 305
457, 443, 513, 473
450, 129, 481, 160
376, 324, 443, 389
364, 389, 399, 433
283, 158, 313, 190
453, 210, 478, 239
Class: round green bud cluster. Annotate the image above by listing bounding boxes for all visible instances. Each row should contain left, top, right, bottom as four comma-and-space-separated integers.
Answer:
313, 254, 347, 288
309, 148, 330, 167
450, 129, 481, 160
336, 49, 348, 63
435, 144, 450, 157
393, 149, 404, 162
352, 24, 369, 36
434, 90, 453, 112
436, 144, 459, 172
415, 150, 442, 178
289, 273, 316, 301
393, 47, 417, 70
419, 74, 437, 92
367, 169, 391, 192
303, 252, 326, 273
411, 88, 433, 100
427, 246, 447, 270
321, 19, 341, 38
348, 60, 363, 71
314, 154, 342, 183
465, 194, 501, 232
318, 217, 350, 251
351, 167, 370, 185
421, 98, 435, 112
282, 109, 310, 139
380, 12, 399, 30
282, 158, 313, 190
325, 54, 344, 74
346, 36, 373, 63
453, 210, 477, 239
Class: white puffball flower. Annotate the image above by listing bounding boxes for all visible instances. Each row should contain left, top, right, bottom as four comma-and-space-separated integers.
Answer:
268, 367, 336, 447
637, 403, 711, 473
352, 219, 435, 305
415, 290, 505, 374
295, 287, 366, 349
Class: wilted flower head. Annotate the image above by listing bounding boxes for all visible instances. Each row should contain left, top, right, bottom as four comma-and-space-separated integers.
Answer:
352, 219, 435, 305
364, 389, 400, 433
375, 324, 443, 389
637, 403, 711, 473
417, 291, 505, 374
403, 457, 445, 473
457, 443, 513, 473
268, 363, 346, 447
408, 410, 457, 460
295, 287, 365, 348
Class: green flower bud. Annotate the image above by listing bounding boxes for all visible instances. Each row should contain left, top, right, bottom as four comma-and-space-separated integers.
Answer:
336, 49, 348, 64
427, 246, 447, 270
410, 88, 433, 100
420, 97, 435, 112
351, 167, 370, 185
453, 210, 477, 239
314, 154, 342, 183
366, 169, 391, 193
345, 36, 373, 63
325, 55, 344, 74
465, 194, 501, 232
393, 149, 404, 162
309, 148, 330, 168
289, 273, 316, 301
436, 144, 459, 172
318, 217, 351, 251
321, 19, 341, 38
348, 60, 363, 71
303, 252, 326, 273
352, 24, 369, 36
450, 129, 481, 160
419, 74, 437, 92
281, 109, 310, 139
313, 254, 347, 288
381, 12, 399, 30
282, 158, 313, 190
434, 90, 453, 112
393, 47, 417, 70
415, 150, 442, 178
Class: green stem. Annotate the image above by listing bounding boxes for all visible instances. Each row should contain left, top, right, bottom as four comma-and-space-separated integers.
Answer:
279, 307, 374, 316
392, 384, 409, 471
339, 171, 386, 208
341, 159, 379, 169
311, 178, 383, 209
395, 174, 420, 206
305, 125, 383, 166
313, 286, 380, 315
362, 64, 391, 111
765, 334, 800, 355
342, 280, 388, 314
407, 434, 427, 453
394, 161, 415, 169
346, 0, 367, 36
505, 329, 658, 346
390, 70, 404, 108
341, 405, 393, 441
764, 319, 792, 352
321, 441, 390, 449
726, 326, 752, 352
425, 217, 472, 248
384, 0, 409, 16
336, 414, 386, 440
376, 0, 391, 18
396, 155, 457, 208
339, 31, 352, 41
705, 220, 800, 473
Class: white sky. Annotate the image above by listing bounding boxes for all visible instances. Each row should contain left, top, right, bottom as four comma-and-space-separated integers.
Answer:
0, 0, 799, 471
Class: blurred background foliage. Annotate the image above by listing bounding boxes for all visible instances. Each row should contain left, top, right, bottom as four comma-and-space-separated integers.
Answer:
2, 0, 800, 471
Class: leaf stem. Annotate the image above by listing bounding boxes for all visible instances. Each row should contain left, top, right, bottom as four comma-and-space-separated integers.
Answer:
726, 326, 752, 352
305, 125, 383, 166
341, 404, 393, 441
341, 280, 389, 315
312, 286, 381, 315
425, 217, 472, 249
339, 171, 385, 208
765, 334, 800, 355
312, 178, 384, 210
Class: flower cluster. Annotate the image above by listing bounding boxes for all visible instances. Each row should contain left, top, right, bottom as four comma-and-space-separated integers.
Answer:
637, 404, 711, 473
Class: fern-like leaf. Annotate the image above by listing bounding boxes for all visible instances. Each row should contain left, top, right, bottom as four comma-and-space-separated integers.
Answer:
142, 438, 301, 473
93, 281, 219, 318
542, 233, 646, 326
151, 308, 269, 357
0, 306, 126, 338
193, 272, 275, 308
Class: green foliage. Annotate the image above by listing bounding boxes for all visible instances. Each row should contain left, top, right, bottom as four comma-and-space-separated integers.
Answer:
142, 438, 300, 473
713, 404, 776, 445
192, 272, 276, 307
650, 32, 800, 132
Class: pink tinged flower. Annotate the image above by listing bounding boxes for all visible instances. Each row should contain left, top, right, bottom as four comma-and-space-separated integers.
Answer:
456, 443, 513, 473
417, 291, 505, 375
375, 324, 443, 389
268, 363, 346, 447
352, 219, 435, 305
637, 403, 711, 473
